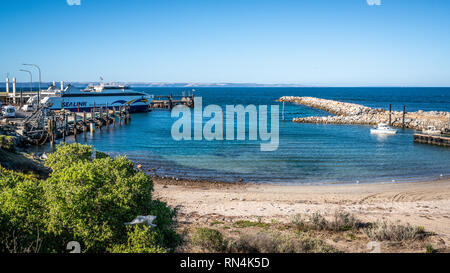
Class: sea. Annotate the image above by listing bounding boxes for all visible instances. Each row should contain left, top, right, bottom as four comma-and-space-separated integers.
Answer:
6, 87, 450, 185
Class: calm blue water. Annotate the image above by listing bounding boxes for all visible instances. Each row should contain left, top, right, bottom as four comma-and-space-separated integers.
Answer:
41, 87, 450, 184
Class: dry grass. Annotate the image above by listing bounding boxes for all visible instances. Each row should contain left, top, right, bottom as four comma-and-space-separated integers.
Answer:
189, 227, 338, 253
185, 212, 437, 253
292, 211, 367, 232
363, 221, 429, 242
227, 231, 339, 253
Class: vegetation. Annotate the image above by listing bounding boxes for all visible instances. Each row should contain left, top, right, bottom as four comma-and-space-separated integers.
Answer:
0, 167, 45, 253
292, 211, 365, 232
0, 135, 15, 152
0, 143, 179, 253
425, 244, 437, 253
229, 231, 338, 253
191, 228, 226, 252
190, 227, 338, 253
363, 221, 428, 242
233, 220, 269, 229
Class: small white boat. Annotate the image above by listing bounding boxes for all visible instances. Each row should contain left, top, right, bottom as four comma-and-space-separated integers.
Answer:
422, 126, 441, 135
370, 123, 397, 135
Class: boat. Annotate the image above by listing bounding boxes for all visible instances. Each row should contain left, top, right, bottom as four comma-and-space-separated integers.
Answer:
370, 123, 397, 135
83, 82, 130, 92
39, 84, 152, 113
422, 126, 441, 135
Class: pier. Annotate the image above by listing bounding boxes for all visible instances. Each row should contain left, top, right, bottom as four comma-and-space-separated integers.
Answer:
413, 133, 450, 147
150, 94, 194, 109
1, 106, 132, 146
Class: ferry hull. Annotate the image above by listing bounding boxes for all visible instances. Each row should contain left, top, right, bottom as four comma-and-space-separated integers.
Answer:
45, 95, 151, 113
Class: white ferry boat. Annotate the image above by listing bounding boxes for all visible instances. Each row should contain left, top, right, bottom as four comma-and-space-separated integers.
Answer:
84, 82, 130, 92
39, 84, 151, 112
370, 123, 397, 135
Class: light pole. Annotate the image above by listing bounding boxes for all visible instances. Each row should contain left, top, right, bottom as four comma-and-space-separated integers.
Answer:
20, 69, 33, 107
23, 64, 41, 108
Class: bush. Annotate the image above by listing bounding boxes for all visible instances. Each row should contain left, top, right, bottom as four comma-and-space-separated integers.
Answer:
191, 228, 225, 252
0, 143, 180, 253
364, 221, 428, 242
425, 244, 436, 253
0, 167, 45, 253
233, 220, 269, 229
44, 143, 93, 171
0, 135, 15, 152
109, 226, 166, 253
229, 231, 338, 253
292, 212, 364, 232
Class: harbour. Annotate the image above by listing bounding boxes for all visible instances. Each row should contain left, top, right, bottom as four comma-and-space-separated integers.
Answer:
0, 77, 196, 147
2, 0, 450, 256
21, 86, 445, 185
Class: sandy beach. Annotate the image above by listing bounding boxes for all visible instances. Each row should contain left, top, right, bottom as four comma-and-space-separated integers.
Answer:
153, 177, 450, 249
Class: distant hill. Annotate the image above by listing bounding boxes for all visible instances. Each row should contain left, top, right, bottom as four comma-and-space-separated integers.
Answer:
126, 82, 308, 87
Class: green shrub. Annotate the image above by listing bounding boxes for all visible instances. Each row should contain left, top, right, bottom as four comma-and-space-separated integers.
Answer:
0, 167, 45, 253
233, 220, 269, 228
109, 226, 166, 253
0, 135, 15, 152
44, 143, 93, 171
191, 228, 225, 252
0, 143, 180, 253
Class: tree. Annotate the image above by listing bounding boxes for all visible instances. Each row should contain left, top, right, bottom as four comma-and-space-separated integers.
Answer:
0, 167, 45, 253
42, 143, 179, 252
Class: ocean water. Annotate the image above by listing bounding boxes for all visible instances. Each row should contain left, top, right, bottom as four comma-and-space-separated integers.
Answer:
35, 87, 450, 184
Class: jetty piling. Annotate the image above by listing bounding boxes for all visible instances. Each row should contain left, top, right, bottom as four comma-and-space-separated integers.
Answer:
414, 133, 450, 147
402, 106, 406, 129
1, 105, 133, 146
389, 104, 392, 126
90, 122, 95, 134
149, 94, 194, 109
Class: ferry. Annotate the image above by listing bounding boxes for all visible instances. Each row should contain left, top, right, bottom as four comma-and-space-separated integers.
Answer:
38, 84, 151, 112
83, 82, 130, 92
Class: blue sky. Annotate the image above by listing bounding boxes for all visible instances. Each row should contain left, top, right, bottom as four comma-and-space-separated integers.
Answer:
1, 0, 450, 86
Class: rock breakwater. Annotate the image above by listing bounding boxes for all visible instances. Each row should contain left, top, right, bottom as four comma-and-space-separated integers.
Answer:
278, 96, 450, 132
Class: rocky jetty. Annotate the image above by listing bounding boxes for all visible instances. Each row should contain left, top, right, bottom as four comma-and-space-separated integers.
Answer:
278, 96, 450, 132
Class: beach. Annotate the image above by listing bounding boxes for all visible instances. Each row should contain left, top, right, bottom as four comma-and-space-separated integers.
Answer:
153, 177, 450, 251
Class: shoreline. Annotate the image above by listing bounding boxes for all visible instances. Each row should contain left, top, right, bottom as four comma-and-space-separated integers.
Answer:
146, 171, 449, 188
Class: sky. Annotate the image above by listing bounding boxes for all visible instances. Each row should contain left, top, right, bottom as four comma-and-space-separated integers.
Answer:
1, 0, 450, 86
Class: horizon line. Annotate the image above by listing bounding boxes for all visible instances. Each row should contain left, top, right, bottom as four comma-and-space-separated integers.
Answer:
0, 81, 449, 88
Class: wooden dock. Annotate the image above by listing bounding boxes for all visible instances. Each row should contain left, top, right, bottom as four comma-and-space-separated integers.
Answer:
1, 106, 133, 146
150, 94, 194, 109
413, 133, 450, 147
